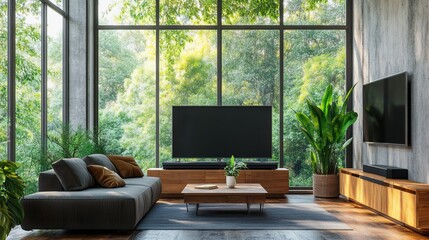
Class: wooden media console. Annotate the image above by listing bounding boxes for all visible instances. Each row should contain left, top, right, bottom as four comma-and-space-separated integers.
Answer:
340, 168, 429, 234
147, 168, 289, 197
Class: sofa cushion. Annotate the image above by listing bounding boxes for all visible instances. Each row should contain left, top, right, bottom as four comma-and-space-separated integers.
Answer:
21, 184, 154, 230
52, 158, 96, 190
87, 165, 125, 188
38, 169, 64, 191
108, 155, 144, 178
124, 177, 162, 205
83, 154, 118, 173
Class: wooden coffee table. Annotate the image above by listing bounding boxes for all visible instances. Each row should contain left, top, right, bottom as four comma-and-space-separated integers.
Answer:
181, 183, 267, 215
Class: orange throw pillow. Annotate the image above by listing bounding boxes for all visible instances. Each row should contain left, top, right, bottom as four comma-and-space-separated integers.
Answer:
87, 165, 125, 188
107, 155, 144, 178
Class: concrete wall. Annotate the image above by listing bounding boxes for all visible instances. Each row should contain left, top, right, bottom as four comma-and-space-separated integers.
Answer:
69, 0, 88, 129
353, 0, 429, 183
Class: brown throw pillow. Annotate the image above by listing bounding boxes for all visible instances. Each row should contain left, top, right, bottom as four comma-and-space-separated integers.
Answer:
87, 165, 125, 188
107, 155, 144, 178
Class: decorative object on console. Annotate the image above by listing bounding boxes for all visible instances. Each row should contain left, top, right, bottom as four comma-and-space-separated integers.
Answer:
0, 161, 25, 240
295, 83, 358, 198
87, 165, 126, 188
224, 155, 247, 188
107, 155, 144, 178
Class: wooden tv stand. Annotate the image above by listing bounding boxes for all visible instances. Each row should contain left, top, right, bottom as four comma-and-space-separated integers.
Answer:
147, 168, 289, 197
340, 168, 429, 234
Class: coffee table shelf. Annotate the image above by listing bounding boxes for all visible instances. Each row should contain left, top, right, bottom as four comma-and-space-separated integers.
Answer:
181, 183, 267, 215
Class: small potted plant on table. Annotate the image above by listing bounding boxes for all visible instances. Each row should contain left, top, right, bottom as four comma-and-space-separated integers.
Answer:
224, 155, 247, 188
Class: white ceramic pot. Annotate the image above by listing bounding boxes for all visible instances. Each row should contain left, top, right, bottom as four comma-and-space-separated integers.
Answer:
226, 176, 236, 188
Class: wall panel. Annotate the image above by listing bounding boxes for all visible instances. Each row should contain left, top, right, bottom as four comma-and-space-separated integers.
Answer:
353, 0, 429, 183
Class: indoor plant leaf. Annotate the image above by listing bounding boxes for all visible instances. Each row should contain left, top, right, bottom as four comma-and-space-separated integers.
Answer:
320, 84, 333, 115
224, 155, 247, 178
295, 83, 358, 175
0, 161, 25, 239
340, 138, 353, 151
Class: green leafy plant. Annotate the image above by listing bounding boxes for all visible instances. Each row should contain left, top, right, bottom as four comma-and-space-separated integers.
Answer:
224, 155, 247, 178
0, 161, 25, 240
295, 83, 358, 175
46, 124, 108, 166
304, 0, 328, 10
20, 124, 110, 195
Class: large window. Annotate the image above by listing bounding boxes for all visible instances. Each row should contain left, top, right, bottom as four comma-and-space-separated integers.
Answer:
98, 0, 350, 187
98, 30, 156, 169
15, 1, 42, 194
47, 8, 63, 133
2, 0, 67, 194
159, 30, 217, 163
283, 30, 346, 186
222, 30, 280, 162
0, 0, 7, 160
284, 0, 345, 25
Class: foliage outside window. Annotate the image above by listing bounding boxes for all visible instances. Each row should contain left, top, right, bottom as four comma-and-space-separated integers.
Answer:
98, 0, 347, 187
222, 30, 280, 162
5, 1, 44, 194
1, 0, 68, 194
47, 7, 64, 158
159, 30, 217, 163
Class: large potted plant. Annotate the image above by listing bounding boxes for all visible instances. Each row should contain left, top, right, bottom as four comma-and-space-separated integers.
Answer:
0, 161, 25, 239
224, 155, 247, 188
295, 84, 357, 197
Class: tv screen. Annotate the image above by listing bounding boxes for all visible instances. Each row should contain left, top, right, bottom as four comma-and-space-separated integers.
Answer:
172, 106, 272, 158
363, 72, 409, 145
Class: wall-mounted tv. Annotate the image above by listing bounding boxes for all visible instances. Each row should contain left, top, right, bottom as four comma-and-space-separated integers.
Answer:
172, 106, 272, 158
363, 72, 409, 146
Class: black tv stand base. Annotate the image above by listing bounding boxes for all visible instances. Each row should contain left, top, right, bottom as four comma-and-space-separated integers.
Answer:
162, 161, 278, 170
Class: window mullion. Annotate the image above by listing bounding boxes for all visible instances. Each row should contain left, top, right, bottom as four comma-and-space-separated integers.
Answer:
41, 3, 48, 162
279, 0, 284, 168
155, 0, 160, 167
217, 0, 222, 106
63, 0, 70, 127
7, 0, 16, 162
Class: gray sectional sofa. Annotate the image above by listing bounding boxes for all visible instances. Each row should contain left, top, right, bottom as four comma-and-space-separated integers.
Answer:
20, 155, 162, 230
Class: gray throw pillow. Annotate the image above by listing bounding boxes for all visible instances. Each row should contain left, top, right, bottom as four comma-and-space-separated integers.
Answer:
52, 158, 96, 190
83, 154, 118, 173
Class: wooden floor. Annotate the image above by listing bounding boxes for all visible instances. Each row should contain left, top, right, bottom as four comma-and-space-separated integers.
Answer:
8, 194, 429, 240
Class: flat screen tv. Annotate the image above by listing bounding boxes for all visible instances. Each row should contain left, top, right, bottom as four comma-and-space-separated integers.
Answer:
363, 72, 409, 145
172, 106, 272, 158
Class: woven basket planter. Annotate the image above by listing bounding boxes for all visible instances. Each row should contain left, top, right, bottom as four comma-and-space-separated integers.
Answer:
313, 174, 339, 198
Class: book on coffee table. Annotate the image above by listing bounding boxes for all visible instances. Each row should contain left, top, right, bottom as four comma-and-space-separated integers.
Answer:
194, 184, 218, 190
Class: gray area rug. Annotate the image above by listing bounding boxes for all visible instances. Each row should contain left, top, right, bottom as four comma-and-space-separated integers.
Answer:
136, 203, 352, 230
